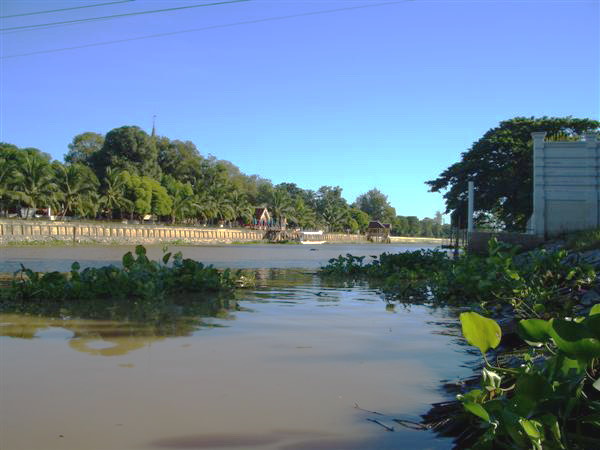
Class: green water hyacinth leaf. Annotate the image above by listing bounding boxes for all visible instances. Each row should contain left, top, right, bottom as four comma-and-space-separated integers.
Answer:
71, 261, 80, 271
518, 319, 551, 345
590, 304, 600, 316
460, 312, 502, 354
549, 319, 600, 361
463, 401, 491, 423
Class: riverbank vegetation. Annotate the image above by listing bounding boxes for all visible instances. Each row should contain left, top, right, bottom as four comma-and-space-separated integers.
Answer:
320, 237, 600, 447
1, 127, 448, 237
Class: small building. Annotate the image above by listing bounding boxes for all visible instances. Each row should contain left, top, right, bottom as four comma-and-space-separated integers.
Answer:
366, 221, 391, 242
254, 208, 271, 229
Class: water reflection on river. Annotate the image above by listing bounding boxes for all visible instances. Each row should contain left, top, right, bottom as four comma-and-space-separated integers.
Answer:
0, 246, 470, 450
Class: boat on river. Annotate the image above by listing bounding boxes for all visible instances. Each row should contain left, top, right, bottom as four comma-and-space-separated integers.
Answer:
299, 230, 326, 245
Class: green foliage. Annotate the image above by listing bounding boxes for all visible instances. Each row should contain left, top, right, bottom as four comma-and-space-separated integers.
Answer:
432, 239, 596, 316
321, 238, 596, 317
459, 312, 502, 355
426, 116, 599, 231
353, 188, 396, 223
92, 125, 161, 179
65, 132, 104, 165
1, 245, 240, 303
458, 311, 600, 449
12, 150, 57, 211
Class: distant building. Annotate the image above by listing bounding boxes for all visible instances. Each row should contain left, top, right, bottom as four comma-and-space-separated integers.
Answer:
254, 208, 271, 229
366, 221, 391, 242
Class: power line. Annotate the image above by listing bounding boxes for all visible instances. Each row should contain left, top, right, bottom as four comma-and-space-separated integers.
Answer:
0, 0, 251, 32
2, 1, 408, 59
0, 1, 136, 19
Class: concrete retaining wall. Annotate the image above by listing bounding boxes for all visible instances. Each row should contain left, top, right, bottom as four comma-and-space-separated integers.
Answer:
531, 132, 599, 237
0, 221, 368, 245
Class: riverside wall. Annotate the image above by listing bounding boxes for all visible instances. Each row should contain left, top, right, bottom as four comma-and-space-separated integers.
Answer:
0, 220, 368, 245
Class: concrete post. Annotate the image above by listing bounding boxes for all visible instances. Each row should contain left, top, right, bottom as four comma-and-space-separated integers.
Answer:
532, 132, 547, 237
467, 181, 474, 233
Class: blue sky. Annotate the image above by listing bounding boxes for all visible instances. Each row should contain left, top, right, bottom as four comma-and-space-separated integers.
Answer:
1, 0, 599, 219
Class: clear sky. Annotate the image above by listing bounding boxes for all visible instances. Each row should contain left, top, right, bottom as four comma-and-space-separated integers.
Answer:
1, 0, 599, 219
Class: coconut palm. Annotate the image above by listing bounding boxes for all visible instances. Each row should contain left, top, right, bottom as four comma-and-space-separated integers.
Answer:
192, 190, 218, 224
292, 198, 317, 229
0, 156, 17, 214
100, 167, 130, 219
268, 189, 295, 227
54, 163, 99, 218
13, 153, 57, 213
169, 182, 194, 224
229, 189, 253, 225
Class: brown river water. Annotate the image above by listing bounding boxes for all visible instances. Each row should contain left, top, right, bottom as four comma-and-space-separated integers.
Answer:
0, 244, 471, 450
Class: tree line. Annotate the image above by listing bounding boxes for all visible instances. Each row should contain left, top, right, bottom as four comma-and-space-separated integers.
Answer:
0, 125, 449, 237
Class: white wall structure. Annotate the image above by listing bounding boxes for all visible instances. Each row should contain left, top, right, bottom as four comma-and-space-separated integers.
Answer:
531, 132, 599, 237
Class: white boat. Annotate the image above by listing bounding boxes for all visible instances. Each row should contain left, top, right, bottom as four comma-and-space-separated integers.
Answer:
299, 230, 326, 245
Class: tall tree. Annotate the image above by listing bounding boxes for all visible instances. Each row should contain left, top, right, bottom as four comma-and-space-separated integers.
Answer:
316, 186, 350, 231
13, 151, 57, 213
65, 132, 104, 165
0, 154, 16, 214
92, 126, 161, 179
156, 138, 203, 183
53, 163, 99, 218
426, 116, 599, 231
354, 188, 396, 223
100, 167, 130, 219
268, 188, 295, 226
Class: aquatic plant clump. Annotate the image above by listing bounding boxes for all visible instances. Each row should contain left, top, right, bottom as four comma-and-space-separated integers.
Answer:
455, 310, 600, 449
320, 239, 597, 317
1, 245, 240, 303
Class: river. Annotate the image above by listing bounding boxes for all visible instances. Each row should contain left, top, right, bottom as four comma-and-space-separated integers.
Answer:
0, 244, 472, 450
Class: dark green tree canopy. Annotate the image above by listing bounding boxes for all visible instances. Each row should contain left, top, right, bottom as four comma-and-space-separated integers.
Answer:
353, 188, 396, 223
426, 117, 599, 231
92, 126, 160, 179
156, 137, 203, 183
65, 132, 104, 165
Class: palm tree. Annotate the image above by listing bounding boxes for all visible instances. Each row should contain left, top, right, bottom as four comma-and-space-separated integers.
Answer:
54, 163, 99, 218
13, 153, 57, 214
192, 190, 218, 225
321, 204, 349, 232
100, 168, 130, 219
0, 156, 17, 215
229, 189, 253, 225
292, 198, 317, 229
170, 182, 194, 224
269, 189, 295, 227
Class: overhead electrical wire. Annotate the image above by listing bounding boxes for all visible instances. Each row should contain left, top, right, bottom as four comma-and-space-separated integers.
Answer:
0, 1, 136, 19
1, 1, 408, 59
0, 0, 251, 32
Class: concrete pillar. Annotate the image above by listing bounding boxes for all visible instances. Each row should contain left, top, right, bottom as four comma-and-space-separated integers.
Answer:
532, 132, 547, 237
467, 181, 474, 233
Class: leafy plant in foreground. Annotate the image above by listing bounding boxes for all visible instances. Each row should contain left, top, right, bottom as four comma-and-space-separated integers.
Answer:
457, 309, 600, 449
